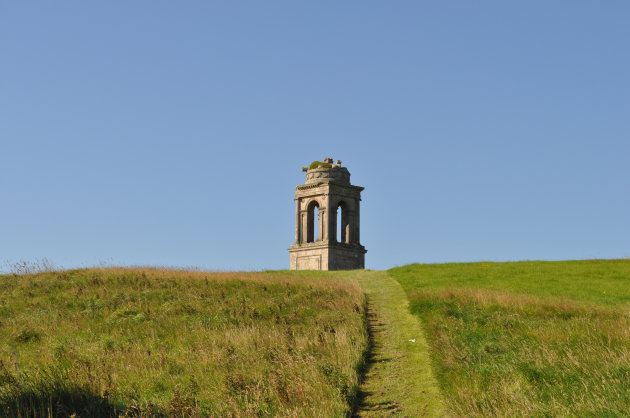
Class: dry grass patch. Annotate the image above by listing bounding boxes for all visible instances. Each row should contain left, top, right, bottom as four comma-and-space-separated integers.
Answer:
0, 268, 368, 416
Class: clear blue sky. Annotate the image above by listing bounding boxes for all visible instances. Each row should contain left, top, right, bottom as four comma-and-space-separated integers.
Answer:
1, 2, 628, 271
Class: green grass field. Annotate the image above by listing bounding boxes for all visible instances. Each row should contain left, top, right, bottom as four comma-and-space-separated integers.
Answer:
390, 259, 630, 417
1, 260, 628, 417
0, 268, 368, 416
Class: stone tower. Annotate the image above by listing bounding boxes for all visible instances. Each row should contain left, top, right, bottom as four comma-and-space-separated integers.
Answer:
288, 158, 367, 270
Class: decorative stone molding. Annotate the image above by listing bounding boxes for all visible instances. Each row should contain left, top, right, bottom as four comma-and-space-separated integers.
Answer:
305, 166, 350, 185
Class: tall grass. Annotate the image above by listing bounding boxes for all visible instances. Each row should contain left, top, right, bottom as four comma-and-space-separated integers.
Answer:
390, 260, 630, 417
0, 268, 368, 416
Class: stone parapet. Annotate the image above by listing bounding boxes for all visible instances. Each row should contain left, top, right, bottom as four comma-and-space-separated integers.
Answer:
305, 166, 351, 185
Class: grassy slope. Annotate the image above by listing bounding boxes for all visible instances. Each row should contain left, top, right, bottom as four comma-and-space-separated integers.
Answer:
352, 271, 444, 417
391, 259, 630, 305
390, 260, 630, 417
0, 268, 368, 417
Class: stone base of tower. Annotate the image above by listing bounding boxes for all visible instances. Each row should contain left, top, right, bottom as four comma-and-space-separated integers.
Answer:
288, 242, 367, 271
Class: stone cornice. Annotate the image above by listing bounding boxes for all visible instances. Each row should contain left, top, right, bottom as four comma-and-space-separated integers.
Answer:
289, 241, 367, 253
296, 182, 364, 192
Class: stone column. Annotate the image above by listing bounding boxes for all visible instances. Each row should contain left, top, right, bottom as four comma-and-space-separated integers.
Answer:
340, 206, 348, 244
325, 194, 333, 243
318, 209, 326, 241
301, 211, 308, 243
295, 198, 300, 243
355, 199, 360, 244
346, 211, 354, 244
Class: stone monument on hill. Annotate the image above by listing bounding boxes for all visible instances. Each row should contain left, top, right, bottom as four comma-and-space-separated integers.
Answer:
288, 158, 367, 270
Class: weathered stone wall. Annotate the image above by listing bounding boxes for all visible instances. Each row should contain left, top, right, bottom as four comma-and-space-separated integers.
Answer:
328, 246, 365, 270
289, 244, 329, 270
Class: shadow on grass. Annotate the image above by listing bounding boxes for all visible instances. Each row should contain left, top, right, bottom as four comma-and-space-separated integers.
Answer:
0, 366, 129, 418
0, 381, 125, 418
0, 366, 206, 417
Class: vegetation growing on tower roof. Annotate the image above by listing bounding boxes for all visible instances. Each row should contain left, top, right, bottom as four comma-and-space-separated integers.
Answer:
309, 161, 333, 170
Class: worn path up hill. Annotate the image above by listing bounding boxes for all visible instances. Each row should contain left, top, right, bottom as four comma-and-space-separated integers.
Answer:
351, 270, 444, 417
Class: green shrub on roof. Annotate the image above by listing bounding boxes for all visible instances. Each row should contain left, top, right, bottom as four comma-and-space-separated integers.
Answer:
309, 161, 333, 170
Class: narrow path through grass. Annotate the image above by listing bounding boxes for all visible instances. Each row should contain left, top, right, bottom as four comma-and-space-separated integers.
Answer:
352, 270, 444, 417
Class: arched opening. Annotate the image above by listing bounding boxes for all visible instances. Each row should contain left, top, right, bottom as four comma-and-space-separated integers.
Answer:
306, 201, 320, 243
336, 201, 351, 244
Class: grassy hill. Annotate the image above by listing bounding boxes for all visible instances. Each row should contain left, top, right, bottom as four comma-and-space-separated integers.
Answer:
0, 268, 368, 416
390, 259, 630, 417
1, 260, 628, 417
